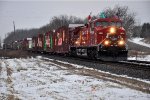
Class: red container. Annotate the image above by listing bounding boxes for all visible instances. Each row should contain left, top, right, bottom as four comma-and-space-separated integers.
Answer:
44, 31, 54, 53
54, 27, 70, 54
37, 34, 44, 52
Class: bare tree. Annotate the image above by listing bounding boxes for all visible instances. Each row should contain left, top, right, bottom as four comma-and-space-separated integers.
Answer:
103, 5, 136, 38
4, 15, 84, 43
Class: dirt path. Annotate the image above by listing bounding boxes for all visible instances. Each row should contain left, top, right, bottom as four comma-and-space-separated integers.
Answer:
0, 60, 19, 100
6, 65, 14, 100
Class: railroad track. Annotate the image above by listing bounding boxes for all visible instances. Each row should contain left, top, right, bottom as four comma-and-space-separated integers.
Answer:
124, 60, 150, 65
40, 53, 150, 80
118, 60, 150, 71
42, 54, 150, 71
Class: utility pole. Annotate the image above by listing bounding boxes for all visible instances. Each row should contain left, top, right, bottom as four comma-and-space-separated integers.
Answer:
13, 21, 15, 49
13, 21, 15, 40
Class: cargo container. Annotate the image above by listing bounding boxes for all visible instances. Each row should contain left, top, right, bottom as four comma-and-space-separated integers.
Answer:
54, 27, 70, 54
37, 34, 44, 52
43, 31, 54, 53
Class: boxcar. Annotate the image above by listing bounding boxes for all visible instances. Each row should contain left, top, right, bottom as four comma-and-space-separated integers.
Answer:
54, 27, 70, 54
37, 34, 44, 52
44, 31, 54, 53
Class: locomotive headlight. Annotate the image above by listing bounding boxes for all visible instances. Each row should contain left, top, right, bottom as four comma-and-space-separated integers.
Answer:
104, 40, 110, 46
109, 27, 116, 34
75, 41, 79, 44
118, 40, 125, 46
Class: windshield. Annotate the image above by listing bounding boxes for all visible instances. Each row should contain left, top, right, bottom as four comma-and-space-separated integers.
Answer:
96, 21, 109, 27
95, 21, 122, 27
110, 22, 122, 27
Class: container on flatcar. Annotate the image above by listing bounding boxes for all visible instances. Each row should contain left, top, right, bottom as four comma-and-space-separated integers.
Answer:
54, 27, 70, 54
43, 31, 54, 53
37, 34, 44, 52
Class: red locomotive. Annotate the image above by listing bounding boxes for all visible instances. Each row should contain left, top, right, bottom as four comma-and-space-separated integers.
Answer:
70, 17, 128, 61
16, 15, 128, 61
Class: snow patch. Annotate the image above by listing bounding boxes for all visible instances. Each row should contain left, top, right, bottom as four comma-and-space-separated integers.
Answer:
128, 55, 150, 62
129, 38, 150, 48
0, 58, 149, 99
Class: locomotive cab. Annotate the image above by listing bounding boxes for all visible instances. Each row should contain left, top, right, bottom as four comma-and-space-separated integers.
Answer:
92, 18, 128, 61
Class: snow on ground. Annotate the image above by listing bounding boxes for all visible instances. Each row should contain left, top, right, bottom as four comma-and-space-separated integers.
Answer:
128, 38, 150, 48
128, 55, 150, 61
54, 59, 150, 84
128, 38, 150, 61
0, 57, 150, 100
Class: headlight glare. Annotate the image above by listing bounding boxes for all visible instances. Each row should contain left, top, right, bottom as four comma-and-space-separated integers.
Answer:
109, 27, 116, 34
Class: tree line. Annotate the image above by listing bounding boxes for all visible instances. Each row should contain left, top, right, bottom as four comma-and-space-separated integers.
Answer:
4, 5, 149, 44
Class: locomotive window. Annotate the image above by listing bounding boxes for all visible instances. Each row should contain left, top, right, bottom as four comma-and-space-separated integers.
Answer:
95, 21, 109, 27
110, 22, 122, 27
96, 22, 101, 26
116, 22, 122, 27
102, 22, 109, 27
110, 22, 116, 26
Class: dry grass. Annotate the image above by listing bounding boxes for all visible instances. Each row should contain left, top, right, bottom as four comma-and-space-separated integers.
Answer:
128, 50, 150, 57
141, 38, 150, 44
7, 67, 12, 76
0, 49, 36, 58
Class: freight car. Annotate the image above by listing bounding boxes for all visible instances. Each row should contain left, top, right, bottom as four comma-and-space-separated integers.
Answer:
43, 31, 54, 53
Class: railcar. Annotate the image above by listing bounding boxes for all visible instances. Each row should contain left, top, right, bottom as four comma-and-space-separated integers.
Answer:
43, 31, 54, 53
54, 27, 70, 54
37, 34, 44, 52
32, 36, 38, 52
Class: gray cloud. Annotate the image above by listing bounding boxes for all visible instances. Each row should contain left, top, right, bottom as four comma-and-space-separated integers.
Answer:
0, 0, 150, 40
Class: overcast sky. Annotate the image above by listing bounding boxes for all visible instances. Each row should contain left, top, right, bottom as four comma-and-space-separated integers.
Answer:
0, 0, 150, 40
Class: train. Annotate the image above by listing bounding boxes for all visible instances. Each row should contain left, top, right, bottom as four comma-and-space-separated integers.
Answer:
4, 15, 128, 61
